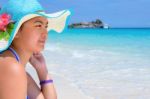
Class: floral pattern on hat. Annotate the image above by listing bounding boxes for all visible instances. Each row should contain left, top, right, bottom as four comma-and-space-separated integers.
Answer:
0, 13, 15, 41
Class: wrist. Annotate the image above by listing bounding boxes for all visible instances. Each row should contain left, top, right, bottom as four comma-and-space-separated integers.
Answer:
35, 65, 48, 74
40, 79, 53, 85
36, 68, 48, 79
38, 73, 53, 81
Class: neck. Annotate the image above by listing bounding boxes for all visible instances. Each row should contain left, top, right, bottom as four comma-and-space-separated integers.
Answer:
10, 45, 33, 66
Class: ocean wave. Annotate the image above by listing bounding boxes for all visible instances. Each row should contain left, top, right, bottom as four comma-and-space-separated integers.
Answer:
42, 43, 150, 99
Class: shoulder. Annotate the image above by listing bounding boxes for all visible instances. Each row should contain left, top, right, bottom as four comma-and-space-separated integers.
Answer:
0, 57, 27, 98
0, 57, 26, 83
0, 57, 25, 75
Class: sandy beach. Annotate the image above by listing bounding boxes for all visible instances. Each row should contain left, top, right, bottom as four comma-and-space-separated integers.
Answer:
26, 64, 93, 99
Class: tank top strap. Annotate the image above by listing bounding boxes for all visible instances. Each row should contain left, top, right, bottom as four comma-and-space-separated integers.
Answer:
8, 47, 20, 62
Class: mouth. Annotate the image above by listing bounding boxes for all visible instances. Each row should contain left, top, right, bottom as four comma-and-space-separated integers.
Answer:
39, 40, 46, 44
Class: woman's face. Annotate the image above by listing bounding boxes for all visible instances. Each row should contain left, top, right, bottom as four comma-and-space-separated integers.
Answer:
15, 16, 48, 52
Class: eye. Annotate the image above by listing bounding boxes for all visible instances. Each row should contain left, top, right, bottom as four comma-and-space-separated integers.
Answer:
35, 24, 42, 27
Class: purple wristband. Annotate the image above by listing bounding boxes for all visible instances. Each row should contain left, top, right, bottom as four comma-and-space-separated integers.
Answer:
40, 79, 53, 85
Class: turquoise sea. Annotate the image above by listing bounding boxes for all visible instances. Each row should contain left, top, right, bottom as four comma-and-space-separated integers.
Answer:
44, 28, 150, 99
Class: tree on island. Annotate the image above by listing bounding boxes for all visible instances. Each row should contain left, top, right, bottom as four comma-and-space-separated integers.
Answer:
95, 19, 103, 24
68, 19, 106, 28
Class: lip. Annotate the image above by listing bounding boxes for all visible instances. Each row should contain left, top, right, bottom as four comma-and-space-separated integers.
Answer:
39, 40, 46, 44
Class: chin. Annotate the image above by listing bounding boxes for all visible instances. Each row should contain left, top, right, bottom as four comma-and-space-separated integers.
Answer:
38, 45, 45, 51
34, 43, 45, 52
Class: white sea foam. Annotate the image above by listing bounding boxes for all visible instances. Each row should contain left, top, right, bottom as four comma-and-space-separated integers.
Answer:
43, 43, 150, 99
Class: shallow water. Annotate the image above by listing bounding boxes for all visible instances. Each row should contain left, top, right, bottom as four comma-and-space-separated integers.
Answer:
43, 28, 150, 99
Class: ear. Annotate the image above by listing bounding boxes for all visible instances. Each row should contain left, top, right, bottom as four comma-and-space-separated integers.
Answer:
14, 35, 19, 38
14, 30, 21, 39
14, 24, 24, 39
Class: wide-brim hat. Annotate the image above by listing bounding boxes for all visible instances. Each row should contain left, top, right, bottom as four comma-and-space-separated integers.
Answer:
0, 0, 71, 52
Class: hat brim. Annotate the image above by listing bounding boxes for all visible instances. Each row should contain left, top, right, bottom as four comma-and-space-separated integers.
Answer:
0, 10, 71, 52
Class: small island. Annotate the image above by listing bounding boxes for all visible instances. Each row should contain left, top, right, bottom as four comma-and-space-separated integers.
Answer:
68, 19, 109, 29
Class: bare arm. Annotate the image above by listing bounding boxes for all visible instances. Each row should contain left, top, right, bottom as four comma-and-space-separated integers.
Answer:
38, 73, 57, 99
27, 73, 44, 99
27, 72, 57, 99
0, 58, 27, 99
29, 52, 57, 99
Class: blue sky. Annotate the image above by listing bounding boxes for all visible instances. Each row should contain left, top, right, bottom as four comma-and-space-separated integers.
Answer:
1, 0, 150, 27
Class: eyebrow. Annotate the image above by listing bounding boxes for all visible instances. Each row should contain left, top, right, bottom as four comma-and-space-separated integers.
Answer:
34, 20, 48, 25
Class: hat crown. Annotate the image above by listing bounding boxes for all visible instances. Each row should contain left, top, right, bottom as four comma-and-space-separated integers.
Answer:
0, 0, 44, 21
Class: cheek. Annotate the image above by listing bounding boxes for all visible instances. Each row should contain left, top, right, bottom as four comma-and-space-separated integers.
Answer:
28, 33, 40, 45
20, 30, 40, 46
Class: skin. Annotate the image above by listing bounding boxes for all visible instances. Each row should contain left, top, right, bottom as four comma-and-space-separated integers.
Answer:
0, 16, 57, 99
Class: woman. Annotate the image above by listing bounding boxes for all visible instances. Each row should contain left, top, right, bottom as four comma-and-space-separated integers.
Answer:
0, 0, 71, 99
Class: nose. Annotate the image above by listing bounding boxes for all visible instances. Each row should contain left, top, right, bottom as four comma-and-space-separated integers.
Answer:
42, 30, 48, 40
